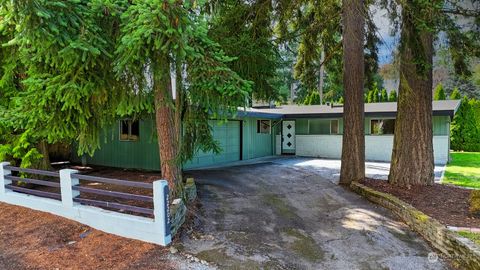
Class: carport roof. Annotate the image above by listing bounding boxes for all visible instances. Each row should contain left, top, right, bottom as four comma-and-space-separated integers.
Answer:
239, 100, 461, 119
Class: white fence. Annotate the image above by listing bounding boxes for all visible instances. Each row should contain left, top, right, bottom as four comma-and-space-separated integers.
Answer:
0, 162, 171, 246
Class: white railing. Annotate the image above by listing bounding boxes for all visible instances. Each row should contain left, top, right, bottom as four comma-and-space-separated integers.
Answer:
0, 162, 171, 246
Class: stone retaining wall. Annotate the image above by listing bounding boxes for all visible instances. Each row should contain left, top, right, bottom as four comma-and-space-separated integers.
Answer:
350, 182, 480, 270
170, 178, 198, 237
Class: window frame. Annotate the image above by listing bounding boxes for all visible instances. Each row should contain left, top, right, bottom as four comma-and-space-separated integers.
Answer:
257, 119, 271, 134
370, 118, 395, 135
330, 119, 340, 135
119, 119, 140, 142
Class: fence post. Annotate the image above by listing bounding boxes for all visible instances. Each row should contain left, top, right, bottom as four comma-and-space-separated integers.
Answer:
153, 180, 171, 246
60, 169, 79, 208
0, 162, 11, 198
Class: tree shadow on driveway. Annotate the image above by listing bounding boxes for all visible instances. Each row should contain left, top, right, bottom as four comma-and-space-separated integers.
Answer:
182, 162, 448, 270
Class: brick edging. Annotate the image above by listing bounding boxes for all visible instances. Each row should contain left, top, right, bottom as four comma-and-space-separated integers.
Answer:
350, 181, 480, 270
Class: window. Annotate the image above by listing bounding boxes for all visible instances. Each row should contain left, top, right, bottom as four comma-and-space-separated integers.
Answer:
370, 119, 395, 135
309, 119, 330, 134
257, 120, 271, 134
120, 120, 140, 141
330, 120, 339, 134
309, 119, 339, 135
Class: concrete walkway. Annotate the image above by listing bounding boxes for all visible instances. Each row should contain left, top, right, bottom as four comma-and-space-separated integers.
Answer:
182, 159, 448, 269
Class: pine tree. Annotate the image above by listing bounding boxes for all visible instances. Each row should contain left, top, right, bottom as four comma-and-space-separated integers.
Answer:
373, 88, 380, 103
450, 87, 462, 99
434, 83, 446, 100
388, 90, 398, 102
451, 97, 480, 152
367, 90, 374, 103
115, 1, 252, 195
380, 89, 388, 102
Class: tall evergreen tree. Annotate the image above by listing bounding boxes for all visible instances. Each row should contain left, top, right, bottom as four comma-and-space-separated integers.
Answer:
380, 88, 389, 102
451, 97, 480, 152
339, 0, 365, 185
207, 0, 281, 103
115, 1, 251, 195
450, 87, 461, 99
383, 0, 479, 187
434, 83, 446, 100
388, 90, 398, 102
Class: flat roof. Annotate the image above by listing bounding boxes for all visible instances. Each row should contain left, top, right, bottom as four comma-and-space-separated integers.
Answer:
239, 100, 461, 119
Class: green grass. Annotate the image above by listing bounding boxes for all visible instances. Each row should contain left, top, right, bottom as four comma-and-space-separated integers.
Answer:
443, 152, 480, 189
457, 231, 480, 245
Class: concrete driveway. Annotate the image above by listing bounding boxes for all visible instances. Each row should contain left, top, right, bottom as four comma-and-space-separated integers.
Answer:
182, 158, 448, 269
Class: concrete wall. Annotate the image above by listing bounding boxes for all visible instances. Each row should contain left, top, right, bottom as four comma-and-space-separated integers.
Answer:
280, 135, 449, 164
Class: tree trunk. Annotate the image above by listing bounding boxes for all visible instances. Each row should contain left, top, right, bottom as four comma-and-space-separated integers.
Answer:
388, 10, 434, 187
318, 50, 325, 105
339, 0, 365, 185
154, 59, 183, 196
37, 141, 53, 171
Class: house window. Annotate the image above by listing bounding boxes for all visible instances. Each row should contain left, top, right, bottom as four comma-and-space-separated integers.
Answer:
120, 120, 140, 141
309, 119, 330, 134
331, 120, 339, 134
370, 119, 395, 135
257, 120, 271, 134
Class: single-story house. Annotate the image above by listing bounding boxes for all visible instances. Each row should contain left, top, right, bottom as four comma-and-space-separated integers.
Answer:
74, 100, 461, 170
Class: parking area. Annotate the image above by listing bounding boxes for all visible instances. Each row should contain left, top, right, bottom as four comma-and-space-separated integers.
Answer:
183, 158, 448, 269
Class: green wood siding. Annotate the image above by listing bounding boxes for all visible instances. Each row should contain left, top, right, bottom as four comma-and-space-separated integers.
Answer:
433, 116, 449, 135
84, 118, 160, 171
80, 117, 273, 171
184, 120, 241, 169
242, 118, 274, 160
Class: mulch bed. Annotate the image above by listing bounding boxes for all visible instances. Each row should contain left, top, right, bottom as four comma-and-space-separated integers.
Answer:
0, 202, 177, 270
361, 178, 480, 228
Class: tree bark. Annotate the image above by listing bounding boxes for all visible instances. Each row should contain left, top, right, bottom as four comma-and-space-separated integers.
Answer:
388, 8, 434, 187
154, 59, 183, 196
318, 50, 325, 104
36, 141, 53, 171
339, 0, 365, 185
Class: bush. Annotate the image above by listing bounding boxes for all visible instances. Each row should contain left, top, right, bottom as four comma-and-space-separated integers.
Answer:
451, 97, 480, 152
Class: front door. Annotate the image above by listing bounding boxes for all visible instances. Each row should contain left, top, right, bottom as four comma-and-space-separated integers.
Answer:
282, 120, 295, 154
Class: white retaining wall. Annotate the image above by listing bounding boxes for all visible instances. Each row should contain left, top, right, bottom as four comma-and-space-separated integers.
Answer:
277, 135, 449, 164
0, 163, 171, 246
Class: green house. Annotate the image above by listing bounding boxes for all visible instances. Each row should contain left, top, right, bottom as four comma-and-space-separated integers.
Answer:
75, 100, 461, 170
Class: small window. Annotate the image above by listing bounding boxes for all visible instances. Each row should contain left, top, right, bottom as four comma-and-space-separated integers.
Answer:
120, 120, 140, 141
257, 120, 271, 134
309, 119, 330, 135
330, 120, 339, 134
371, 119, 395, 135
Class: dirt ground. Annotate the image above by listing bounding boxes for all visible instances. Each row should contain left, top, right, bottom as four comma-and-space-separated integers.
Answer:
0, 202, 176, 269
361, 178, 480, 228
0, 166, 210, 270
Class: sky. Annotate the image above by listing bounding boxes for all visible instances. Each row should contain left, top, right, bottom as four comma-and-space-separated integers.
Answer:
372, 7, 398, 65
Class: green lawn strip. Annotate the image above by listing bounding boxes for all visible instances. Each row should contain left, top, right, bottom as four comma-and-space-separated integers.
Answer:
457, 231, 480, 245
443, 152, 480, 189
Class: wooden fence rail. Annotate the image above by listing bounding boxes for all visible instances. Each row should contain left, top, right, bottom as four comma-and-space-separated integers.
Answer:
0, 162, 171, 246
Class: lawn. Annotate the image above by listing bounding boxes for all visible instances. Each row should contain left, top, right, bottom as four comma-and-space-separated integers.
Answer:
443, 152, 480, 189
458, 231, 480, 245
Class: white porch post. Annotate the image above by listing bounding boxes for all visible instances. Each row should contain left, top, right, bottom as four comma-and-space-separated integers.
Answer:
59, 169, 79, 208
153, 180, 171, 246
0, 162, 11, 198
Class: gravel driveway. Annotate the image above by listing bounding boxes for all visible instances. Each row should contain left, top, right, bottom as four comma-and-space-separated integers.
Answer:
182, 159, 448, 269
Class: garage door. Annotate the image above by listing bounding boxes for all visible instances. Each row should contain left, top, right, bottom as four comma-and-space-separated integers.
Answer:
184, 120, 241, 169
